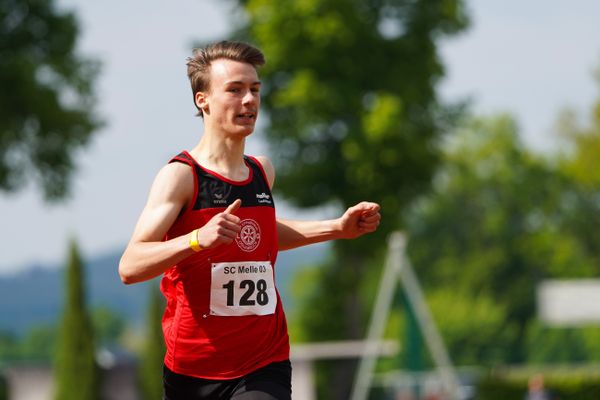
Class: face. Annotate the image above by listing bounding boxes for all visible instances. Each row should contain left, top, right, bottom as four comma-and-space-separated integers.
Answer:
196, 58, 261, 137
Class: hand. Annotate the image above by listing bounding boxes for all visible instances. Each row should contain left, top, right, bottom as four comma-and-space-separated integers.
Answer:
337, 201, 381, 239
196, 199, 242, 249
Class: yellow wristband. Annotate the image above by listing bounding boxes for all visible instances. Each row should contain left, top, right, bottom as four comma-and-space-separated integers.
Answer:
189, 229, 202, 252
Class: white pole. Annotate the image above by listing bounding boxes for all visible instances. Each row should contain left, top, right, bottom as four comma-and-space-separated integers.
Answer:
398, 239, 462, 399
351, 231, 462, 400
350, 232, 405, 400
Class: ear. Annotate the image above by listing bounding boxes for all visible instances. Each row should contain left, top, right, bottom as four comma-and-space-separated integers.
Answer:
195, 91, 209, 115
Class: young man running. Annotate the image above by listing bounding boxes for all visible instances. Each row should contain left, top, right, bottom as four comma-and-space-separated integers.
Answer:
119, 41, 381, 400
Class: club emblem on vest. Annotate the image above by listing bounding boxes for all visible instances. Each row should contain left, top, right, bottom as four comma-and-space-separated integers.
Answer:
236, 219, 261, 252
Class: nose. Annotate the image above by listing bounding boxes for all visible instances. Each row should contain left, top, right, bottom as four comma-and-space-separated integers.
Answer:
242, 89, 258, 107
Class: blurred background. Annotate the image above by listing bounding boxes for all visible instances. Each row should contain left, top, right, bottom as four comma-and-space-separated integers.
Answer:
1, 0, 600, 399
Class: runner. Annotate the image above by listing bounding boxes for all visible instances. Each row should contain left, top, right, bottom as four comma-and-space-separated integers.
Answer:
119, 40, 381, 400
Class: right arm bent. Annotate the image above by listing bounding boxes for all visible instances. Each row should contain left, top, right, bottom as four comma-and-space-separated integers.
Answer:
118, 163, 241, 284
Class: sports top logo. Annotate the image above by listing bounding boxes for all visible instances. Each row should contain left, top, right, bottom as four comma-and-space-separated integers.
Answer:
256, 192, 272, 205
235, 219, 261, 252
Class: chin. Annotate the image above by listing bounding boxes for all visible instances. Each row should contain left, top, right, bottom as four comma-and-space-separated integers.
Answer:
238, 124, 256, 136
228, 126, 254, 138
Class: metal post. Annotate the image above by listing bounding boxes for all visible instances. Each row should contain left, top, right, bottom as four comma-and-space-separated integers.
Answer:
398, 239, 462, 399
350, 232, 405, 400
350, 231, 462, 400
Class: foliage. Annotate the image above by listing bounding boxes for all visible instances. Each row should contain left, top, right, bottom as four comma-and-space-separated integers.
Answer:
53, 240, 100, 400
18, 324, 57, 361
426, 289, 516, 366
405, 114, 600, 365
0, 0, 101, 200
554, 77, 600, 268
0, 330, 19, 361
0, 306, 125, 364
138, 282, 166, 400
0, 325, 56, 362
524, 321, 590, 365
475, 377, 530, 400
92, 306, 126, 346
476, 368, 600, 400
286, 262, 327, 343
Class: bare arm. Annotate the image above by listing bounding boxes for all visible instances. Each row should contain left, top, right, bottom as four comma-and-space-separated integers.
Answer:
119, 163, 241, 284
253, 156, 381, 251
277, 202, 381, 250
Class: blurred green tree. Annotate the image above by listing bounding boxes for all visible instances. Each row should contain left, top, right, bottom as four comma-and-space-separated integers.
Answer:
227, 1, 469, 397
554, 73, 600, 268
0, 330, 19, 361
139, 282, 166, 400
92, 306, 126, 346
19, 324, 57, 361
0, 0, 101, 200
405, 115, 600, 364
53, 240, 100, 400
525, 322, 588, 364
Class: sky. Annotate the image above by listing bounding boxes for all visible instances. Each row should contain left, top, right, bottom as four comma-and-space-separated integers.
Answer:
1, 0, 599, 274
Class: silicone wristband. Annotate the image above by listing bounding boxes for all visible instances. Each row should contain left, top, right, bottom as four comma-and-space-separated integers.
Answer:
189, 229, 202, 252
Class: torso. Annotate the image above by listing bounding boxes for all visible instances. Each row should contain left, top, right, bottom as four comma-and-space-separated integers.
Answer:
160, 151, 290, 379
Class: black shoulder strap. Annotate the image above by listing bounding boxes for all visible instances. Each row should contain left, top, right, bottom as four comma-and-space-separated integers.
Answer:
168, 151, 194, 166
245, 155, 270, 185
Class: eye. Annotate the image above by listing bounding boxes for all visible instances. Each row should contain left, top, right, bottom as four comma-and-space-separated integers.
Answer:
227, 87, 240, 93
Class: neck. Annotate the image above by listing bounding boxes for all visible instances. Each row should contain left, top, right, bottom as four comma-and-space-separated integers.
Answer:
190, 125, 248, 180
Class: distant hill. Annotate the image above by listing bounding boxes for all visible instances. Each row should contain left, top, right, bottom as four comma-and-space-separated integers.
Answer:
0, 244, 328, 336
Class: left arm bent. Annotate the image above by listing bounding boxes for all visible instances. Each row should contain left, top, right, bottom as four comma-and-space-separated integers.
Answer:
277, 202, 380, 250
253, 156, 381, 251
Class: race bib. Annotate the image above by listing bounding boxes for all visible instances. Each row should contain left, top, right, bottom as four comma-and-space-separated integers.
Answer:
210, 261, 277, 316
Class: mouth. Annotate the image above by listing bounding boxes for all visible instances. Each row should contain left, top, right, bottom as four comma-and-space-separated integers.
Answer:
236, 112, 256, 121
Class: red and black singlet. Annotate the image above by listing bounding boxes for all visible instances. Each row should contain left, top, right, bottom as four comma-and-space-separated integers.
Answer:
160, 151, 289, 380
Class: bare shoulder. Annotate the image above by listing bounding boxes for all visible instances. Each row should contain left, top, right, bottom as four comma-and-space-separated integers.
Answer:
147, 161, 194, 208
128, 161, 194, 243
254, 155, 275, 188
